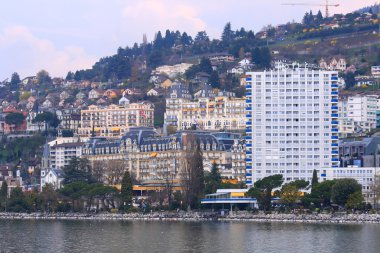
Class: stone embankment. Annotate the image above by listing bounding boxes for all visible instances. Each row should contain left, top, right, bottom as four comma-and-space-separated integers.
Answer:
222, 213, 380, 224
1, 212, 380, 224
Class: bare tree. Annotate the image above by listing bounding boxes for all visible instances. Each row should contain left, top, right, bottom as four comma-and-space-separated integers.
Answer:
180, 134, 204, 210
370, 174, 380, 209
105, 160, 128, 185
164, 160, 176, 208
92, 160, 105, 183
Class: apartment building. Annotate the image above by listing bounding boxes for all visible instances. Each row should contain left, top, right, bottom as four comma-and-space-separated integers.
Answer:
43, 137, 86, 169
245, 62, 339, 186
321, 166, 380, 205
78, 102, 154, 138
345, 95, 379, 132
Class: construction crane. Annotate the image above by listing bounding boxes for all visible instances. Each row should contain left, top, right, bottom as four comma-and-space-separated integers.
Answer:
282, 0, 339, 18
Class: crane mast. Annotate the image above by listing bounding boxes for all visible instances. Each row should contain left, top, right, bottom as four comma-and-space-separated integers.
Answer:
282, 0, 340, 18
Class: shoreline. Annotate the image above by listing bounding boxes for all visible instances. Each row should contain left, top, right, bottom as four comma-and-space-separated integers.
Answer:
1, 212, 380, 224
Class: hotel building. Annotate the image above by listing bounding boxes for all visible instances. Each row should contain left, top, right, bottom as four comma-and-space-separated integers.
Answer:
81, 128, 246, 184
78, 102, 154, 138
245, 62, 339, 186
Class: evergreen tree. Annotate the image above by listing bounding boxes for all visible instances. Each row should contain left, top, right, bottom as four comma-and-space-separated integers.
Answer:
247, 30, 255, 40
194, 31, 210, 43
260, 47, 272, 69
311, 169, 319, 189
181, 32, 192, 45
344, 72, 356, 89
65, 71, 74, 81
7, 187, 31, 212
316, 10, 324, 22
247, 174, 283, 211
148, 50, 163, 68
5, 112, 25, 127
0, 181, 8, 198
303, 12, 310, 25
309, 10, 314, 25
205, 163, 222, 194
252, 47, 261, 65
10, 72, 21, 91
331, 179, 362, 206
74, 71, 82, 81
154, 31, 164, 50
63, 157, 94, 185
209, 71, 220, 88
120, 171, 133, 211
164, 29, 175, 48
199, 57, 213, 74
221, 22, 234, 46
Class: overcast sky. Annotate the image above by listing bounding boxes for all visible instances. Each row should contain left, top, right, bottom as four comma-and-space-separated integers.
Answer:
0, 0, 376, 80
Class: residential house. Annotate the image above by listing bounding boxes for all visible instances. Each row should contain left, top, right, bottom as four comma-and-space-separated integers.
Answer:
356, 76, 376, 87
27, 96, 37, 104
60, 91, 71, 101
89, 89, 103, 100
319, 57, 347, 72
208, 53, 235, 64
147, 88, 164, 97
238, 58, 252, 69
119, 97, 130, 106
2, 107, 28, 134
26, 100, 35, 110
56, 108, 81, 132
79, 80, 91, 88
40, 168, 64, 191
74, 99, 87, 109
103, 89, 121, 99
26, 111, 47, 132
41, 99, 54, 109
227, 67, 244, 75
161, 79, 173, 89
96, 98, 108, 106
122, 88, 142, 96
0, 165, 23, 196
21, 76, 36, 86
76, 91, 87, 100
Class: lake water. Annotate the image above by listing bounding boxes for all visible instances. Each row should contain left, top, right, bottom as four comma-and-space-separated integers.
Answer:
0, 220, 380, 252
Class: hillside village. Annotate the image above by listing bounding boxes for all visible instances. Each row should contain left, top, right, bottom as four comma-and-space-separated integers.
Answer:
0, 4, 380, 212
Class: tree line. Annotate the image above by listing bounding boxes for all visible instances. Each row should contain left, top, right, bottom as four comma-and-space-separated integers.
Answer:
246, 170, 373, 212
0, 135, 239, 213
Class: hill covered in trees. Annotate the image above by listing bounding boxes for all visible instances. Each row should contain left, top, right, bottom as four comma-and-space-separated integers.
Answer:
66, 7, 380, 84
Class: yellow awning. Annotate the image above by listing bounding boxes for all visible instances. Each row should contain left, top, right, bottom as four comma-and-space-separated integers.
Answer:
231, 192, 245, 197
150, 152, 157, 157
111, 127, 120, 131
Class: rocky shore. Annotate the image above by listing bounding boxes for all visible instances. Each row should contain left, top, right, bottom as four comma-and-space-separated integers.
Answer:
1, 212, 380, 224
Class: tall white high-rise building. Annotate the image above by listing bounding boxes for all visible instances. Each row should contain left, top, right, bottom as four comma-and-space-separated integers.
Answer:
245, 62, 339, 187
